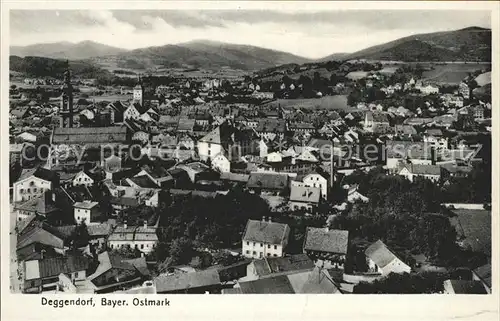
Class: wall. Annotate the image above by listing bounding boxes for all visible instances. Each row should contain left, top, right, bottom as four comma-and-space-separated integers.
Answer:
242, 240, 283, 259
303, 175, 327, 199
197, 142, 223, 161
343, 273, 383, 284
13, 177, 51, 202
381, 258, 411, 276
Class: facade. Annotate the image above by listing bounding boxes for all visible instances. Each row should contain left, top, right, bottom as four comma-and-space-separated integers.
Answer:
365, 240, 411, 276
108, 223, 158, 254
212, 153, 231, 173
23, 255, 89, 293
303, 227, 349, 269
302, 173, 328, 199
289, 185, 321, 212
13, 168, 59, 203
72, 171, 95, 187
74, 201, 100, 224
242, 218, 290, 259
398, 164, 442, 182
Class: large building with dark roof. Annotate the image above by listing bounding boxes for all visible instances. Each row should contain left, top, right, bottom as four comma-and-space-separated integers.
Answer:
303, 227, 349, 269
242, 218, 290, 259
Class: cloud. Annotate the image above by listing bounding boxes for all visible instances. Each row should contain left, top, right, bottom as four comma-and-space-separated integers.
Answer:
9, 9, 491, 59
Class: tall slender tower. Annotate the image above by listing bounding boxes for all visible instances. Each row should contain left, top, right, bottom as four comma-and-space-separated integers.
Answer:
60, 60, 74, 128
133, 74, 144, 106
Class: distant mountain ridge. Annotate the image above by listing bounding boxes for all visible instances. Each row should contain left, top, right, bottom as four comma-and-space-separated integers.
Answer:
10, 41, 127, 60
12, 39, 312, 71
93, 40, 312, 71
340, 27, 491, 62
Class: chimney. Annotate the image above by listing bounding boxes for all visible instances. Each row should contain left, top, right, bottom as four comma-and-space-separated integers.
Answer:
268, 217, 272, 223
124, 221, 128, 229
143, 220, 148, 229
262, 216, 266, 222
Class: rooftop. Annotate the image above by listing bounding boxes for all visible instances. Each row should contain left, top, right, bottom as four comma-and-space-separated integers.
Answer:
243, 219, 290, 245
303, 228, 349, 254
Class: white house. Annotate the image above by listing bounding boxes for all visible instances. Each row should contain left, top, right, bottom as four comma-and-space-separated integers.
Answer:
365, 240, 411, 276
197, 126, 225, 161
107, 222, 158, 254
302, 173, 328, 199
259, 139, 269, 158
242, 218, 290, 259
289, 185, 321, 212
124, 103, 143, 120
212, 153, 230, 173
72, 171, 94, 187
398, 164, 442, 182
133, 84, 143, 103
266, 152, 283, 163
74, 201, 100, 224
13, 167, 58, 203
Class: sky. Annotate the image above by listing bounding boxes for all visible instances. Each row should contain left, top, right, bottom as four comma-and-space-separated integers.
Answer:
10, 9, 491, 59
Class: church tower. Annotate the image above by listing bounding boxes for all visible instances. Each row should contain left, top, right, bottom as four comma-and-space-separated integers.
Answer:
59, 60, 74, 128
133, 74, 144, 106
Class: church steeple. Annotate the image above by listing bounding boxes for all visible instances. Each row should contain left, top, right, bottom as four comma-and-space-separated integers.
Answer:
133, 73, 144, 106
60, 60, 74, 128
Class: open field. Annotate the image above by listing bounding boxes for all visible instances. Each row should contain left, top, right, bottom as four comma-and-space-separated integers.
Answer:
266, 95, 349, 111
422, 63, 491, 85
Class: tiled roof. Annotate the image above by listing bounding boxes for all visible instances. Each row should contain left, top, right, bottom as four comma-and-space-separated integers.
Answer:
108, 226, 158, 242
154, 269, 221, 293
239, 275, 295, 294
52, 126, 128, 145
401, 164, 442, 176
253, 254, 314, 277
472, 263, 491, 288
17, 225, 65, 250
247, 172, 289, 190
128, 175, 159, 188
256, 119, 286, 133
18, 167, 59, 183
303, 228, 349, 254
445, 280, 487, 294
243, 219, 290, 245
26, 255, 90, 280
74, 200, 99, 209
290, 185, 321, 204
365, 240, 399, 268
14, 194, 59, 215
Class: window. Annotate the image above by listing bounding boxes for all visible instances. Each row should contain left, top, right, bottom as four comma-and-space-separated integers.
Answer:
260, 243, 263, 247
252, 251, 256, 255
141, 244, 144, 249
273, 254, 277, 257
33, 188, 37, 193
246, 250, 250, 254
267, 253, 271, 257
267, 244, 271, 249
253, 242, 256, 246
274, 245, 277, 250
20, 189, 24, 193
246, 241, 249, 246
74, 272, 79, 278
259, 252, 263, 258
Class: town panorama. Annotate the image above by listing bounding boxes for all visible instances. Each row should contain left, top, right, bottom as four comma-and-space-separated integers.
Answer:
8, 9, 492, 295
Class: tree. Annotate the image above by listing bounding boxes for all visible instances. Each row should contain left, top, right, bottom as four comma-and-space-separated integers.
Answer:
70, 220, 90, 249
169, 237, 194, 266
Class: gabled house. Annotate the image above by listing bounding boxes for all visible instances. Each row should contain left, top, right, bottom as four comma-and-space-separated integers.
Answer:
23, 255, 90, 293
289, 185, 321, 212
303, 227, 349, 269
88, 251, 150, 293
365, 240, 411, 276
107, 222, 158, 254
13, 167, 59, 203
398, 163, 442, 182
242, 218, 290, 259
197, 123, 254, 161
154, 269, 222, 294
247, 172, 289, 195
